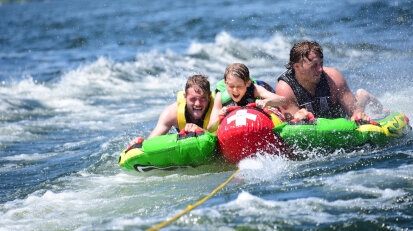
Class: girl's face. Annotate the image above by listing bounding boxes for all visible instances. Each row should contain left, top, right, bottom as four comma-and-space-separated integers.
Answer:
225, 74, 251, 102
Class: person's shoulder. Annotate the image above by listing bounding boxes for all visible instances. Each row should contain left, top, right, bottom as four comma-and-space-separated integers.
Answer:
161, 102, 179, 128
160, 102, 178, 121
167, 102, 178, 114
323, 67, 346, 84
276, 80, 295, 98
276, 79, 292, 90
323, 67, 344, 78
277, 69, 290, 79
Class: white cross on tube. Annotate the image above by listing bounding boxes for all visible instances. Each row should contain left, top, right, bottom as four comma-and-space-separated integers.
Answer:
227, 109, 257, 126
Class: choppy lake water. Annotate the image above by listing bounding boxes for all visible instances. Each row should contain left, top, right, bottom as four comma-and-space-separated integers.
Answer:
1, 0, 412, 230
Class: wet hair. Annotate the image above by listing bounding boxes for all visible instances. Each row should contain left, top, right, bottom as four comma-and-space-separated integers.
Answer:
224, 63, 250, 83
287, 41, 323, 69
185, 75, 211, 97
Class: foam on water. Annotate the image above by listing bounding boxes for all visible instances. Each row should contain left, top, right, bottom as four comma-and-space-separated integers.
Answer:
0, 152, 58, 162
204, 172, 411, 228
324, 164, 411, 198
187, 32, 291, 84
0, 167, 188, 230
215, 192, 337, 223
237, 153, 295, 183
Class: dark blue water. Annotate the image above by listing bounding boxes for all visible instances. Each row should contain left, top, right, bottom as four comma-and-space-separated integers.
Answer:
1, 0, 412, 230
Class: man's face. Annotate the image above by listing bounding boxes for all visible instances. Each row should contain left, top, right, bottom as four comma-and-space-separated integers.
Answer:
296, 51, 324, 84
185, 87, 210, 120
225, 74, 251, 103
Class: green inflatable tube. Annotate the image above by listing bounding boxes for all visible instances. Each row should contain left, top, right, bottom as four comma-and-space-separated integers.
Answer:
119, 131, 218, 172
273, 111, 411, 151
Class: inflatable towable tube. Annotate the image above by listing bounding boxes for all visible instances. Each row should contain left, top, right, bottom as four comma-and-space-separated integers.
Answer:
217, 104, 293, 164
119, 131, 217, 172
273, 111, 411, 151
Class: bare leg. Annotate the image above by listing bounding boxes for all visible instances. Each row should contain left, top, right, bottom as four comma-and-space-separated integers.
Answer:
356, 89, 383, 114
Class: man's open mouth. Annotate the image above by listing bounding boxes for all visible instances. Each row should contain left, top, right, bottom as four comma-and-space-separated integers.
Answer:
193, 107, 203, 117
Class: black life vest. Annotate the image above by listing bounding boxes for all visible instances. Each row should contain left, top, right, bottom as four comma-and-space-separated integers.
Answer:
277, 69, 347, 118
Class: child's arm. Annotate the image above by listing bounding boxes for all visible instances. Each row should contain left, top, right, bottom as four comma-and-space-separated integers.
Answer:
254, 84, 286, 108
207, 92, 223, 132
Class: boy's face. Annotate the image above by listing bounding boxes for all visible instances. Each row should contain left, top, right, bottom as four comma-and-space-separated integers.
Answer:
225, 74, 251, 102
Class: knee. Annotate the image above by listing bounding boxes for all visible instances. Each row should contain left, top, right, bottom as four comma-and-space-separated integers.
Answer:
356, 89, 369, 99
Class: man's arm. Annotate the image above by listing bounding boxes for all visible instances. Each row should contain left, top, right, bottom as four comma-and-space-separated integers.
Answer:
130, 103, 178, 145
207, 92, 223, 132
275, 80, 302, 121
147, 103, 178, 139
324, 67, 370, 121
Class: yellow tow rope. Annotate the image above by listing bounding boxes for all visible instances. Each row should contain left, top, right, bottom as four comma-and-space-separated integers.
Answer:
147, 169, 240, 231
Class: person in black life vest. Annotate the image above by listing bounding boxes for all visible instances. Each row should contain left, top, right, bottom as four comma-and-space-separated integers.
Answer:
276, 41, 378, 122
130, 75, 213, 145
207, 63, 286, 131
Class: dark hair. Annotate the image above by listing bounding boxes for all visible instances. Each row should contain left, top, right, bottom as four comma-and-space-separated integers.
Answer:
224, 63, 250, 83
287, 41, 323, 69
185, 75, 211, 96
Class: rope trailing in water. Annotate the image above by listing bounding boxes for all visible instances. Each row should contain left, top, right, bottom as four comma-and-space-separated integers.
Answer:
147, 169, 241, 231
